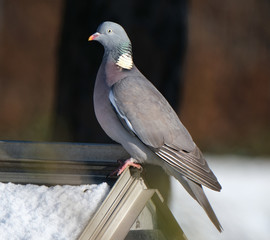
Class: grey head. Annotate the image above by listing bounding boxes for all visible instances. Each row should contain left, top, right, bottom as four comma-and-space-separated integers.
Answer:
89, 21, 133, 69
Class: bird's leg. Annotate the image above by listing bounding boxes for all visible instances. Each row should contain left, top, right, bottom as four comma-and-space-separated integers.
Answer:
110, 158, 142, 176
117, 158, 142, 175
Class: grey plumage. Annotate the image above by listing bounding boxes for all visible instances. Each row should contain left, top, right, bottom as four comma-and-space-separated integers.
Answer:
89, 21, 223, 232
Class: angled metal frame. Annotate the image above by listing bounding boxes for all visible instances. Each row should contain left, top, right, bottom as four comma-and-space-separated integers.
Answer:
0, 140, 128, 185
0, 140, 186, 240
78, 168, 156, 240
78, 167, 186, 240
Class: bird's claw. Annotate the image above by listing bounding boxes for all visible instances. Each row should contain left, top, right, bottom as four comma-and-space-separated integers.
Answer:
108, 158, 142, 177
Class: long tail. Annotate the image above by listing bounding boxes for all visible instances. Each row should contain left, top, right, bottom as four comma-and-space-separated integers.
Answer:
185, 177, 223, 232
167, 166, 223, 232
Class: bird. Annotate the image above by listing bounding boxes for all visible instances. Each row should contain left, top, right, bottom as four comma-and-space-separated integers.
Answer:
88, 21, 222, 232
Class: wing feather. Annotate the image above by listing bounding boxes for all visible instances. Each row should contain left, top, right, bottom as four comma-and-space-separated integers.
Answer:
157, 145, 221, 191
110, 75, 221, 191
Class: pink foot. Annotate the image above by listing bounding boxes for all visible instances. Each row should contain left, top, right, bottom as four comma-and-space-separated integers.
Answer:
110, 158, 142, 176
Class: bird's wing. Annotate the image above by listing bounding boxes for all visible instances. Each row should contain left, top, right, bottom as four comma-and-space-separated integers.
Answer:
157, 145, 221, 191
110, 75, 221, 191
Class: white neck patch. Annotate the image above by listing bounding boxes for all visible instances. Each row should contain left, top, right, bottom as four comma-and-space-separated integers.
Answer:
116, 53, 133, 70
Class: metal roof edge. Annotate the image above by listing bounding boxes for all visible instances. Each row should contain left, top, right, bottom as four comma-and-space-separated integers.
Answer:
78, 167, 186, 240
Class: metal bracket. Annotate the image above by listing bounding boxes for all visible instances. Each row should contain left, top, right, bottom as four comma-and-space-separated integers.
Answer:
78, 167, 186, 240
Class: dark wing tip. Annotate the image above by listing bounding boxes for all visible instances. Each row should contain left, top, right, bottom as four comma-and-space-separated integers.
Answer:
157, 145, 222, 191
215, 181, 222, 192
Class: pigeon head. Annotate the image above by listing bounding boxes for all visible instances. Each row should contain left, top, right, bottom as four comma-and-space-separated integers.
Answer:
89, 21, 133, 70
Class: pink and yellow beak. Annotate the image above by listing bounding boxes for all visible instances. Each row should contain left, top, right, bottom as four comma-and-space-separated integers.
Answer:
88, 32, 100, 41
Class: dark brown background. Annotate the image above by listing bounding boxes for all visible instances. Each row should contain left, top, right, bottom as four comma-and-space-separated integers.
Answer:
0, 0, 269, 155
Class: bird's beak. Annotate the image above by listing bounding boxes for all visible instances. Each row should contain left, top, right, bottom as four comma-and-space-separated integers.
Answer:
88, 32, 100, 41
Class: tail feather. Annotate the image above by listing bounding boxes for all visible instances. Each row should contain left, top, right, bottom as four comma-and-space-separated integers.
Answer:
186, 177, 223, 232
166, 165, 223, 232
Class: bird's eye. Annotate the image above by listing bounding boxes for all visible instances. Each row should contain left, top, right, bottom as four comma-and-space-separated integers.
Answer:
107, 29, 112, 33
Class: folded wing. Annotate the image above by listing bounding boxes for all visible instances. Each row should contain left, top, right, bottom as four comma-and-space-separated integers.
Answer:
110, 75, 221, 191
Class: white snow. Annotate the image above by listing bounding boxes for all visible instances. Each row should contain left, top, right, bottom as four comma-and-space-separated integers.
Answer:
0, 156, 269, 240
0, 182, 109, 240
169, 155, 270, 240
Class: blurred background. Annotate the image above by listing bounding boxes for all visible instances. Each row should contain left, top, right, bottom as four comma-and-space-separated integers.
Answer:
0, 0, 269, 239
0, 0, 269, 155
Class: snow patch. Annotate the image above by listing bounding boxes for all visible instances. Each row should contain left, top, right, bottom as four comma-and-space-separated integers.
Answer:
0, 182, 109, 240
